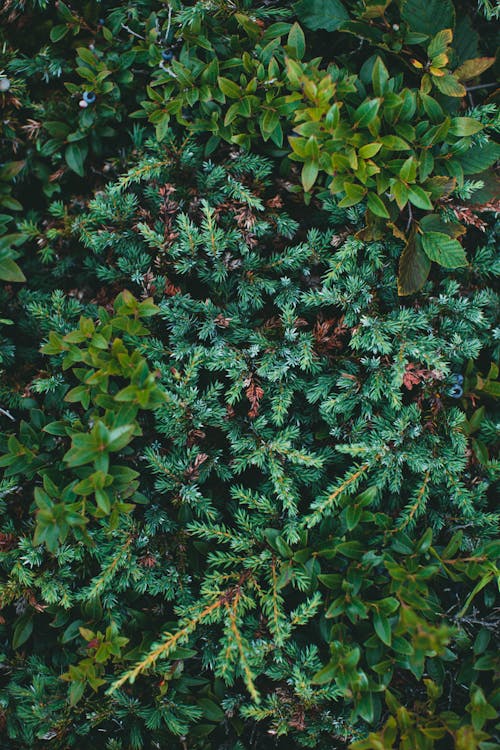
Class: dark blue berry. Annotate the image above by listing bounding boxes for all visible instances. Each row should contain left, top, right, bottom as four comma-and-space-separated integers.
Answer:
162, 49, 174, 61
448, 384, 463, 399
83, 91, 96, 104
99, 18, 105, 25
451, 373, 464, 385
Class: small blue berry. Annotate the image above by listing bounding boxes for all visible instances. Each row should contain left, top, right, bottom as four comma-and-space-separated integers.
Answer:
162, 49, 174, 61
451, 373, 464, 385
82, 91, 96, 104
99, 18, 105, 25
448, 384, 463, 399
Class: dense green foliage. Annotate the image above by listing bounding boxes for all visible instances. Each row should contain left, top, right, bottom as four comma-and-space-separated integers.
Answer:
0, 2, 498, 749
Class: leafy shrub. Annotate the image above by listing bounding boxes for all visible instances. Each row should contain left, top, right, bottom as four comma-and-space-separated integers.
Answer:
1, 142, 498, 749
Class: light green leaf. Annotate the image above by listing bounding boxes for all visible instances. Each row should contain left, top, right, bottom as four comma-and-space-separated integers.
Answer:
260, 109, 280, 137
434, 75, 466, 98
449, 117, 483, 137
421, 231, 468, 267
217, 77, 241, 99
408, 185, 433, 210
359, 142, 382, 159
0, 257, 26, 282
379, 136, 411, 150
312, 660, 336, 684
301, 160, 319, 192
338, 182, 366, 207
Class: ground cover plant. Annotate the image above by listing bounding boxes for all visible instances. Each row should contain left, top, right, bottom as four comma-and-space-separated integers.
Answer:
0, 2, 499, 749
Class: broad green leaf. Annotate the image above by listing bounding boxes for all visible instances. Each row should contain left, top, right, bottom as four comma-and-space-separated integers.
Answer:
434, 75, 466, 98
362, 0, 391, 18
0, 257, 26, 282
345, 504, 362, 530
419, 93, 444, 123
13, 614, 33, 649
65, 143, 87, 177
0, 160, 25, 180
301, 160, 319, 192
459, 143, 500, 175
379, 136, 410, 150
398, 232, 431, 295
198, 698, 225, 722
408, 185, 433, 210
50, 24, 69, 42
217, 77, 241, 99
392, 180, 409, 209
312, 660, 336, 684
338, 182, 366, 207
421, 231, 468, 267
359, 142, 382, 159
69, 681, 85, 706
453, 15, 479, 66
449, 117, 483, 137
76, 47, 98, 67
287, 22, 306, 60
401, 0, 455, 37
353, 98, 381, 128
294, 0, 349, 32
367, 192, 389, 218
420, 214, 464, 237
260, 109, 280, 137
427, 29, 453, 58
95, 489, 111, 513
400, 156, 418, 183
371, 57, 389, 96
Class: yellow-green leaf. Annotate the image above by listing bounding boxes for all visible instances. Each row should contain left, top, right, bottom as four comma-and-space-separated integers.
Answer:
454, 57, 495, 82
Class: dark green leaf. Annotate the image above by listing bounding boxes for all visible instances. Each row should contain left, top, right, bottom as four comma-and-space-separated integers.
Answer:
50, 24, 69, 42
65, 144, 87, 177
373, 612, 392, 645
401, 0, 455, 36
459, 143, 500, 175
398, 232, 431, 296
294, 0, 349, 31
367, 192, 389, 218
13, 614, 33, 649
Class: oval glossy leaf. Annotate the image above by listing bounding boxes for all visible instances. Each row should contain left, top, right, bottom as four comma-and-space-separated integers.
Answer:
408, 185, 433, 210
